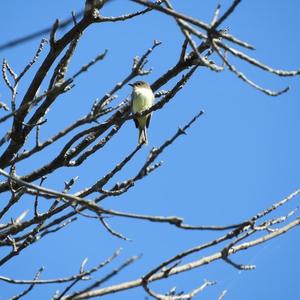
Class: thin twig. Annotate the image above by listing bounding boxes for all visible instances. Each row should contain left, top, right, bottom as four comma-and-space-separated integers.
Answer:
65, 255, 140, 299
1, 249, 122, 285
10, 267, 44, 300
212, 41, 290, 96
16, 39, 48, 83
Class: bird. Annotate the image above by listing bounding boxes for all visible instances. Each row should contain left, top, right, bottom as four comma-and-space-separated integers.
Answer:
130, 81, 154, 145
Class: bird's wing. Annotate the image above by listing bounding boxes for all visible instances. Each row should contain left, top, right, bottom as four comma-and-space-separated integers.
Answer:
146, 113, 152, 128
133, 118, 139, 128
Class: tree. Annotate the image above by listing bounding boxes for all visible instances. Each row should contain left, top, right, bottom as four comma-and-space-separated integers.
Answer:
0, 1, 299, 299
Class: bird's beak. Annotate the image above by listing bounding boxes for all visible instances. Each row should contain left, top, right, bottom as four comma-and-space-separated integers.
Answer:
128, 83, 134, 87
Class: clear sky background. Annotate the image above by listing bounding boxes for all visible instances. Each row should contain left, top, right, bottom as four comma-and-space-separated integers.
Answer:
0, 1, 300, 299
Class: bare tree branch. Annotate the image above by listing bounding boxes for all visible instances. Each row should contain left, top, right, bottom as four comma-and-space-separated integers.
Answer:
1, 2, 299, 298
64, 216, 300, 299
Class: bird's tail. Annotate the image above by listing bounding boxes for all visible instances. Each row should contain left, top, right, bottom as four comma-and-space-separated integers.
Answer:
138, 127, 148, 145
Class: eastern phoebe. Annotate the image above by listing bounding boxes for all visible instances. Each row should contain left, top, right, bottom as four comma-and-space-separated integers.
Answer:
130, 81, 154, 145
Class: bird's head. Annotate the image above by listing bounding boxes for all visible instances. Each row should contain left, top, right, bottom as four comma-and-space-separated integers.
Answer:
129, 81, 150, 89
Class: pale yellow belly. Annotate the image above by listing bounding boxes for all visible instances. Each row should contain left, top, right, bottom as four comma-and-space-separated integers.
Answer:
132, 93, 153, 113
132, 90, 153, 128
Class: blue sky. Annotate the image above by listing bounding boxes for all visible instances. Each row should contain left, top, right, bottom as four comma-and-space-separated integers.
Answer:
0, 1, 300, 299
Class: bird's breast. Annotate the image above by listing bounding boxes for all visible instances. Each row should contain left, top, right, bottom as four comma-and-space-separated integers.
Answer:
132, 88, 154, 113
